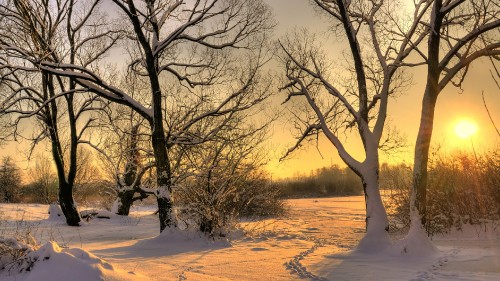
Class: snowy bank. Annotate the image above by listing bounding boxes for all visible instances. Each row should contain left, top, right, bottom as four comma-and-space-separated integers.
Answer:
1, 241, 139, 281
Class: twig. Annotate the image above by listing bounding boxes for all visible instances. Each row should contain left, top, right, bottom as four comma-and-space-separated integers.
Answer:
481, 91, 500, 137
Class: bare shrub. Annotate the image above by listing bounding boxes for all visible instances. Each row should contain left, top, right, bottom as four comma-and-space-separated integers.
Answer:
0, 212, 38, 273
238, 178, 288, 219
379, 163, 412, 232
73, 180, 116, 210
425, 149, 500, 235
383, 148, 500, 235
0, 238, 36, 272
177, 170, 285, 238
27, 155, 58, 204
175, 137, 285, 238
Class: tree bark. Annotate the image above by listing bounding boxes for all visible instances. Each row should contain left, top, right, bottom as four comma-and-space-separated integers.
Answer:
411, 0, 443, 228
114, 190, 136, 216
151, 107, 175, 231
44, 72, 81, 226
411, 89, 438, 227
149, 65, 175, 233
58, 181, 80, 226
344, 140, 390, 250
145, 51, 175, 231
114, 188, 150, 216
122, 0, 176, 232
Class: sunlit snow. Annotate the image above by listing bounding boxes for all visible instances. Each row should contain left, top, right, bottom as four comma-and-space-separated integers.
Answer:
1, 197, 499, 281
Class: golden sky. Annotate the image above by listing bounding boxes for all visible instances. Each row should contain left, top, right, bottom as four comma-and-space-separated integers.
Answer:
263, 0, 500, 179
1, 0, 499, 180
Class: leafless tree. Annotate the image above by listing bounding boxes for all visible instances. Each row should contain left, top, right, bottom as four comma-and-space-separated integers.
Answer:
0, 0, 121, 225
99, 120, 154, 215
90, 76, 155, 216
411, 0, 500, 233
177, 118, 271, 237
0, 156, 21, 203
38, 0, 275, 232
279, 0, 432, 248
29, 154, 58, 204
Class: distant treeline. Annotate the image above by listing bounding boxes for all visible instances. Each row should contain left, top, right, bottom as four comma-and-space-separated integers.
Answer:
276, 165, 363, 198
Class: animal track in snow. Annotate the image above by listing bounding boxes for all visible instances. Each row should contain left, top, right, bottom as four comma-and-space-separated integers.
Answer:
411, 247, 460, 281
177, 266, 193, 281
284, 239, 329, 281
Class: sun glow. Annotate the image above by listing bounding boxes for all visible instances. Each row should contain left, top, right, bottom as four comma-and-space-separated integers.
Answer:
454, 119, 479, 139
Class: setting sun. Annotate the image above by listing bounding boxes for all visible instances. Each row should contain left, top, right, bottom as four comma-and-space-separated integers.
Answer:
1, 1, 500, 280
454, 119, 479, 139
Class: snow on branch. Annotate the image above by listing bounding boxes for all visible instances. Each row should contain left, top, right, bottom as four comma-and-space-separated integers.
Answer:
279, 123, 321, 162
279, 40, 359, 120
152, 0, 273, 56
278, 0, 437, 173
439, 45, 500, 91
39, 62, 153, 121
438, 19, 500, 72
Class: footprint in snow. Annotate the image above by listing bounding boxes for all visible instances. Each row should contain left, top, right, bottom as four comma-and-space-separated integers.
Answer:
251, 247, 269, 251
410, 270, 433, 281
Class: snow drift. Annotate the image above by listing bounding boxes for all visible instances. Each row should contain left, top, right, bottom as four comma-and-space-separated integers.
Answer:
3, 241, 139, 281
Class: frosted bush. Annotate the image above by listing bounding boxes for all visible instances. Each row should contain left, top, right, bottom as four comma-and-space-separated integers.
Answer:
383, 149, 500, 235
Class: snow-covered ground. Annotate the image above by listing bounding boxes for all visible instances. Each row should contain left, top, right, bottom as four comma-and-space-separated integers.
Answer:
0, 197, 498, 280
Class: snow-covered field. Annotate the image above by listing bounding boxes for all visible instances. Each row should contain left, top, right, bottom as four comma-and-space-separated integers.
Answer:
1, 197, 499, 281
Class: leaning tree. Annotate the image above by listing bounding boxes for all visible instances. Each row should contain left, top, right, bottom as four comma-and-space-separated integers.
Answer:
279, 0, 433, 249
410, 0, 500, 233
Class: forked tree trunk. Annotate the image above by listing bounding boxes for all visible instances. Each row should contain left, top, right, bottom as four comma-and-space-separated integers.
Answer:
113, 125, 144, 216
58, 181, 81, 226
338, 130, 390, 250
113, 188, 150, 216
349, 132, 390, 249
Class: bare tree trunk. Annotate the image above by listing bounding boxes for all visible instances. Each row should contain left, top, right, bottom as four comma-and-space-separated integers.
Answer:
151, 113, 175, 232
114, 190, 136, 216
113, 124, 146, 216
406, 87, 439, 253
411, 88, 438, 228
65, 97, 81, 225
357, 158, 390, 250
150, 69, 175, 232
58, 181, 80, 226
44, 72, 81, 226
121, 0, 176, 232
411, 0, 443, 229
363, 174, 389, 234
